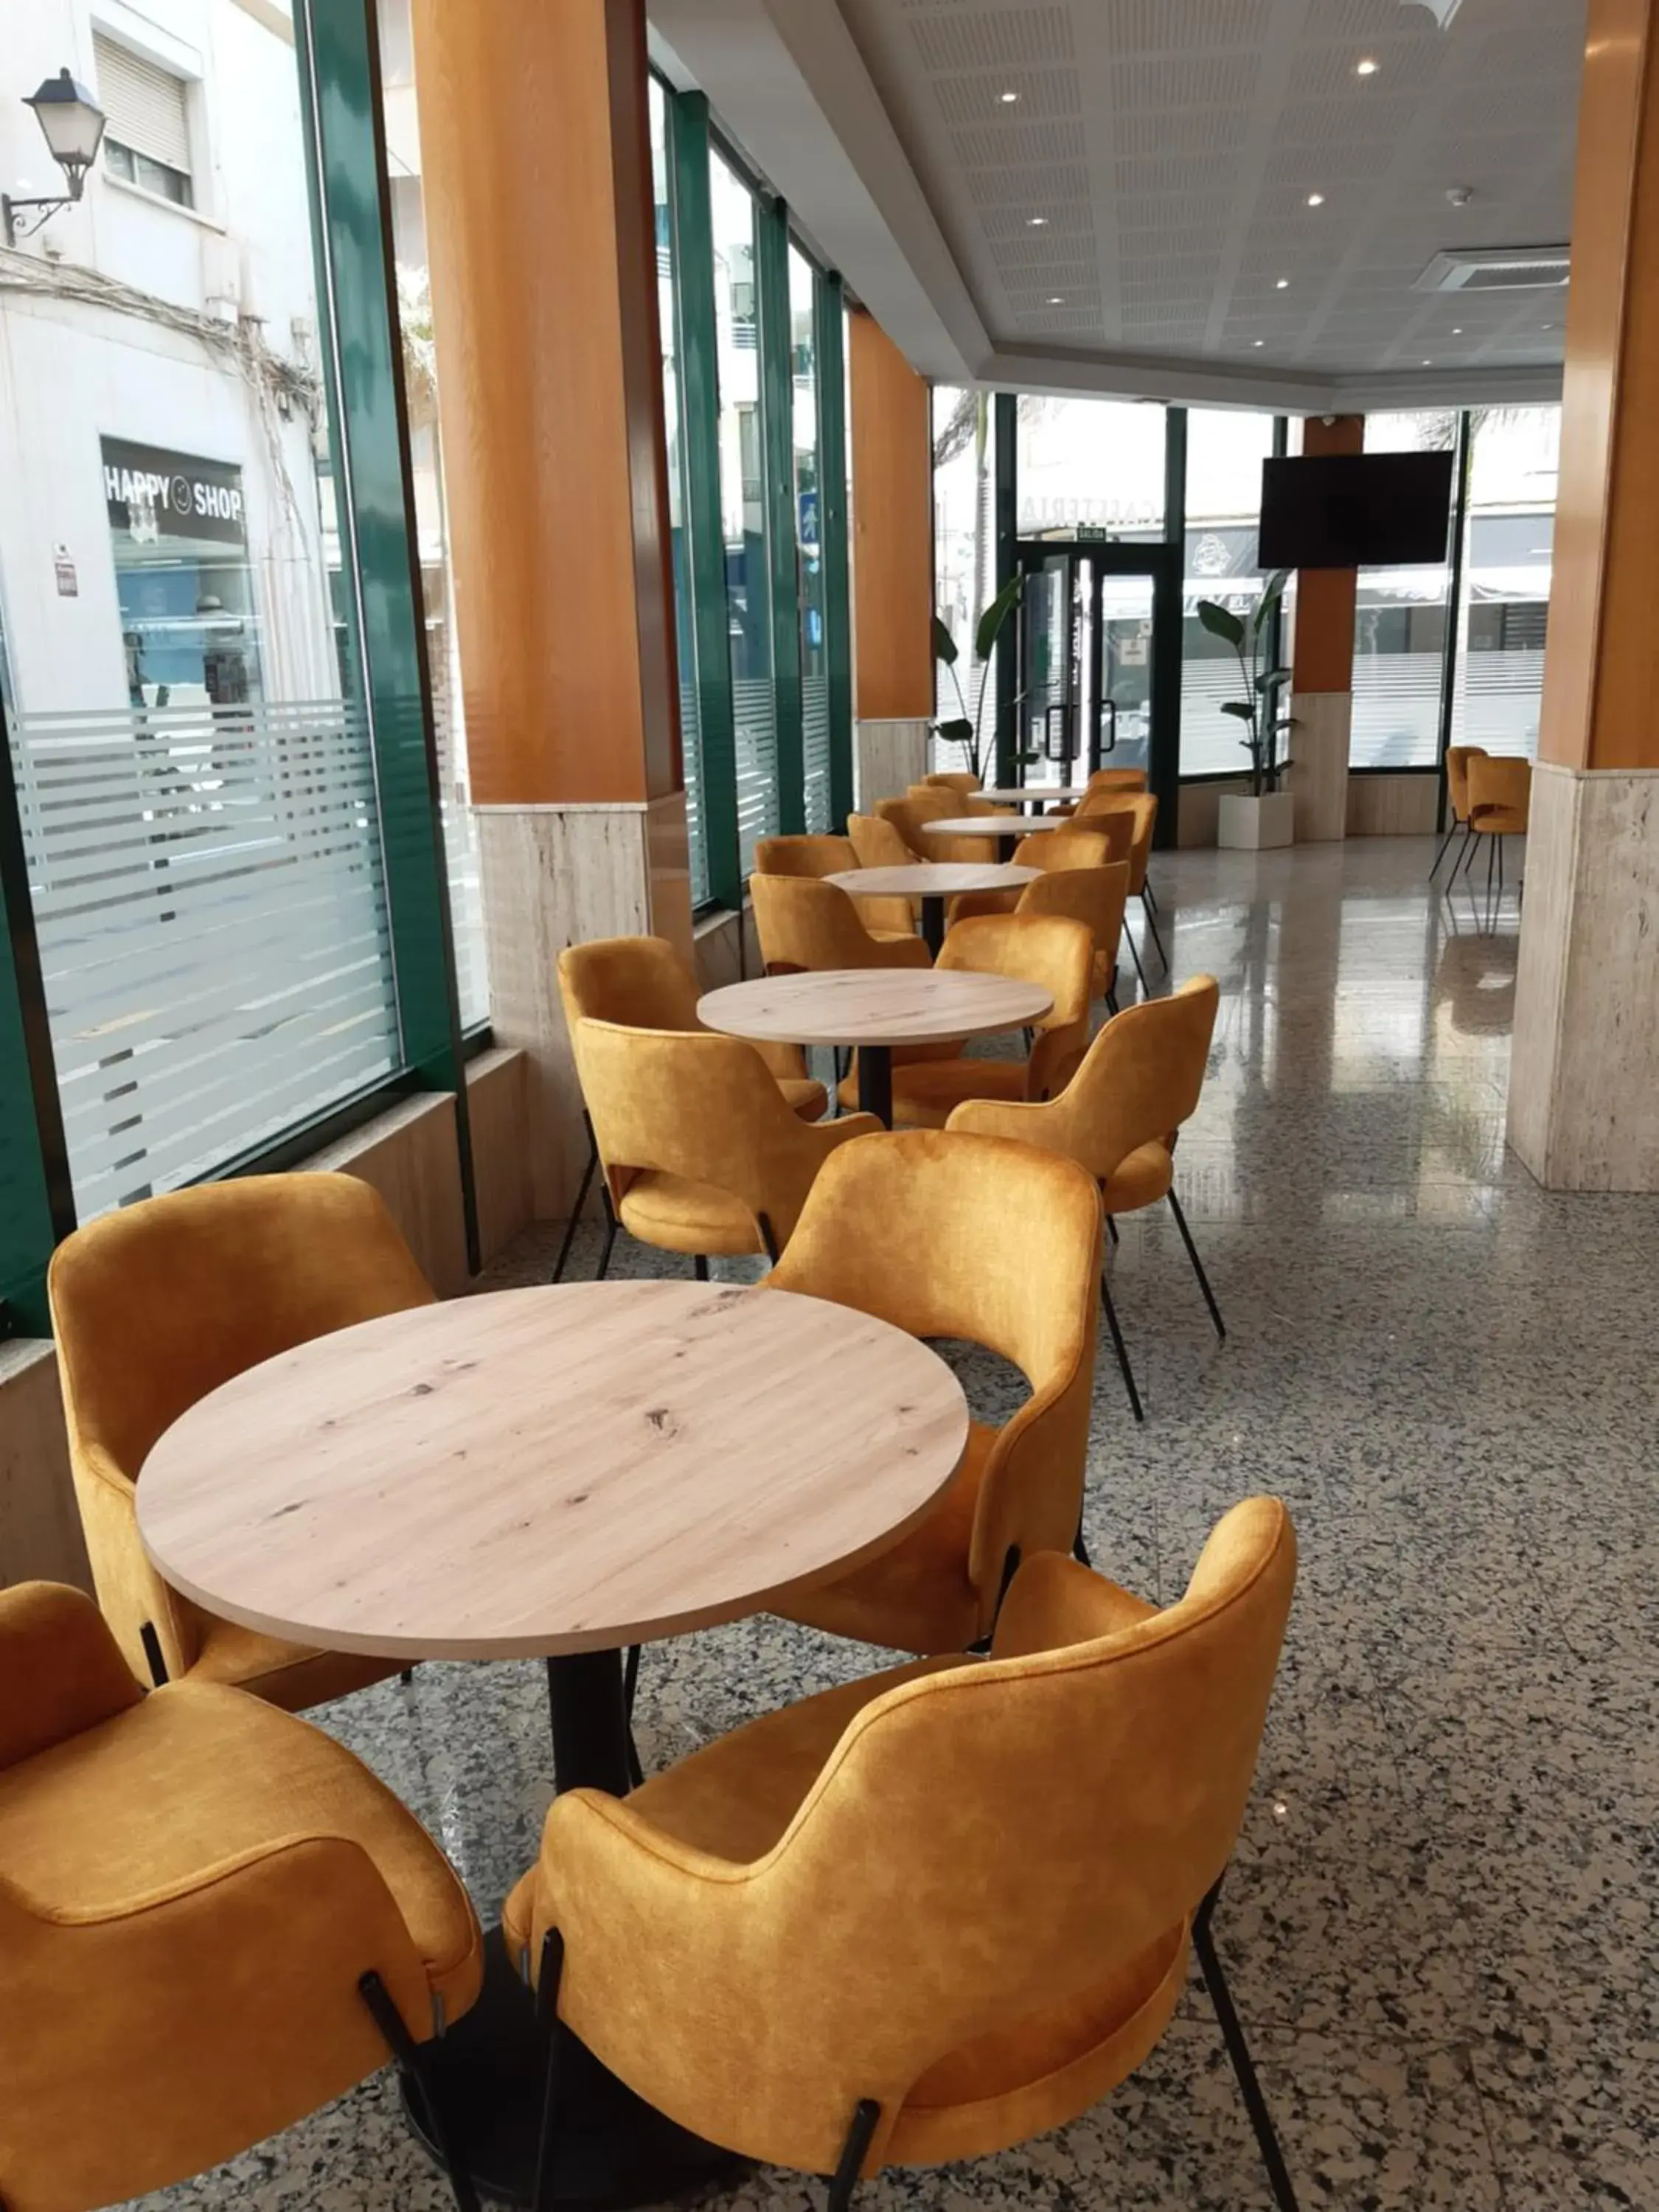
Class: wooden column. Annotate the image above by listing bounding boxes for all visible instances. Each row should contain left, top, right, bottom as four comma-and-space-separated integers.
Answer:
1511, 0, 1659, 1187
1287, 414, 1363, 842
848, 310, 933, 802
412, 0, 692, 1218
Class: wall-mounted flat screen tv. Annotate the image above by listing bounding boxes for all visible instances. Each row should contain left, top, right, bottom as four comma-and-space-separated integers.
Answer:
1258, 451, 1455, 568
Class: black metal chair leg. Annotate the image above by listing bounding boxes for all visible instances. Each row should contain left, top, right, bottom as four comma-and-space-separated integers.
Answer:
1486, 828, 1498, 897
1193, 1885, 1301, 2212
1105, 1212, 1119, 1247
1105, 983, 1120, 1016
594, 1190, 618, 1281
399, 1668, 414, 1688
623, 1644, 645, 1787
1428, 818, 1458, 878
1071, 1518, 1092, 1567
1100, 1271, 1144, 1423
693, 1253, 709, 1281
530, 1930, 566, 2212
1457, 827, 1482, 881
1166, 1189, 1225, 1340
826, 2098, 882, 2212
552, 1121, 599, 1284
1140, 888, 1167, 970
359, 1971, 481, 2212
1144, 877, 1160, 915
1126, 928, 1150, 995
1497, 832, 1506, 898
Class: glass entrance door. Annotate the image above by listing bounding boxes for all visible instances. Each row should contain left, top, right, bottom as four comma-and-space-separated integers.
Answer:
1012, 542, 1178, 821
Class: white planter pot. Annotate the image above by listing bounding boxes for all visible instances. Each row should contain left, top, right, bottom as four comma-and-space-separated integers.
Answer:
1217, 790, 1295, 851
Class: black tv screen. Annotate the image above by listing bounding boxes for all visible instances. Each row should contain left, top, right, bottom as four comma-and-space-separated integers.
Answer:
1258, 451, 1455, 568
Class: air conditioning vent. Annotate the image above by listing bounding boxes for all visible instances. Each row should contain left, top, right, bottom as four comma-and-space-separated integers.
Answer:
1414, 247, 1570, 293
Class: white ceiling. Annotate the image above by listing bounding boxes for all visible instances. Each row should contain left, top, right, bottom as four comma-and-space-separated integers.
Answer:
650, 0, 1586, 410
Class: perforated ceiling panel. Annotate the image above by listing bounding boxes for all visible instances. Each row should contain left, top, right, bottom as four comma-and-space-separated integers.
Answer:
836, 0, 1585, 378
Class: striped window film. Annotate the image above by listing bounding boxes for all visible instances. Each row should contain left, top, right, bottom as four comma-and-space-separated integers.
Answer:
8, 701, 400, 1220
93, 34, 192, 175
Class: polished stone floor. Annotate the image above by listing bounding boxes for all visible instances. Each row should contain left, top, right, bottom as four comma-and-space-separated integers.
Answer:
127, 836, 1655, 2212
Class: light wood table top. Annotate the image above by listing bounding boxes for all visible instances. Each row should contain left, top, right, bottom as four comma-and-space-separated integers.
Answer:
698, 967, 1054, 1047
922, 814, 1067, 838
827, 863, 1039, 900
980, 786, 1088, 804
137, 1283, 969, 1663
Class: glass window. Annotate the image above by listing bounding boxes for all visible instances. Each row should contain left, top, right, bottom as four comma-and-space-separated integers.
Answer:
1181, 409, 1279, 777
4, 15, 400, 1219
378, 0, 489, 1020
649, 81, 710, 902
1451, 407, 1559, 762
94, 34, 195, 208
1017, 397, 1164, 540
790, 247, 831, 833
710, 154, 776, 874
931, 386, 997, 775
1350, 411, 1455, 768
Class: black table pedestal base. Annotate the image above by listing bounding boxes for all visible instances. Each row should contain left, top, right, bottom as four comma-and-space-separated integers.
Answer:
920, 894, 945, 959
404, 1927, 747, 2209
856, 1042, 893, 1126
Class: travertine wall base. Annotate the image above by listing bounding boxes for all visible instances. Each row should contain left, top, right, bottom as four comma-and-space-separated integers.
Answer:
1346, 772, 1438, 837
1509, 763, 1659, 1189
856, 717, 931, 810
476, 797, 694, 1217
1288, 691, 1351, 842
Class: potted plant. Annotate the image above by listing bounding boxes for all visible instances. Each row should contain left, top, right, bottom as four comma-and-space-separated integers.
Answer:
1196, 571, 1297, 850
931, 573, 1026, 784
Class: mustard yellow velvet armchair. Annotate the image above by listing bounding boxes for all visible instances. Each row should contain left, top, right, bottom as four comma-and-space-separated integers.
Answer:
754, 834, 914, 939
1461, 753, 1531, 900
908, 779, 1015, 821
945, 827, 1121, 925
1016, 859, 1131, 1009
1076, 789, 1163, 973
874, 791, 981, 865
569, 1018, 880, 1271
917, 769, 980, 797
1433, 743, 1487, 880
0, 1579, 484, 2212
760, 1129, 1100, 1653
838, 912, 1093, 1128
48, 1173, 431, 1706
751, 873, 931, 975
949, 975, 1223, 1424
555, 936, 829, 1281
504, 1498, 1299, 2212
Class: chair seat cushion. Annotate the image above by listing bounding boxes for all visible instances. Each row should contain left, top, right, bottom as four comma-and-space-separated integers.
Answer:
186, 1615, 404, 1713
1470, 807, 1527, 835
777, 1077, 829, 1121
0, 1680, 481, 2017
618, 1172, 764, 1256
1099, 1141, 1175, 1215
773, 1421, 995, 1652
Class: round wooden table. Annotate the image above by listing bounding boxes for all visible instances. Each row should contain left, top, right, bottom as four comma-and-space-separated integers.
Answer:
139, 1281, 969, 2208
827, 860, 1037, 955
923, 813, 1069, 863
981, 784, 1089, 811
698, 968, 1054, 1126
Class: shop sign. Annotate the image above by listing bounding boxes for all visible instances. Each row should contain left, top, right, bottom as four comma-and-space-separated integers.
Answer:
101, 436, 248, 548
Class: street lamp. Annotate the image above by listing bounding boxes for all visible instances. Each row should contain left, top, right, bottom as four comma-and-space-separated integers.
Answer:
3, 69, 106, 247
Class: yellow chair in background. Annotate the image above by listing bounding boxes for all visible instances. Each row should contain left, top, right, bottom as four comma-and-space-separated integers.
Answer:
950, 976, 1224, 1424
1079, 790, 1163, 975
754, 833, 914, 939
765, 1128, 1102, 1652
947, 827, 1121, 924
0, 1579, 484, 2211
556, 936, 828, 1279
1433, 743, 1486, 880
505, 1499, 1299, 2212
569, 1018, 879, 1271
751, 873, 931, 975
918, 770, 980, 798
910, 779, 1014, 821
1016, 860, 1132, 1012
839, 913, 1093, 1127
1461, 754, 1531, 900
846, 811, 914, 873
875, 791, 981, 864
49, 1174, 431, 1704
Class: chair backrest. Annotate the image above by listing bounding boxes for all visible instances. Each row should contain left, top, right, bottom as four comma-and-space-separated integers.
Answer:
920, 771, 980, 796
1018, 826, 1123, 872
876, 791, 957, 858
936, 912, 1094, 1096
751, 873, 895, 973
846, 813, 914, 871
570, 1020, 832, 1248
1085, 766, 1148, 795
749, 1498, 1295, 2115
557, 934, 700, 1031
1445, 744, 1486, 821
48, 1175, 433, 1678
753, 834, 859, 880
1467, 754, 1531, 823
1017, 860, 1131, 981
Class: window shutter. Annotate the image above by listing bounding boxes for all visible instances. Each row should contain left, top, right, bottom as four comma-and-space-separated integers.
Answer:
94, 34, 191, 174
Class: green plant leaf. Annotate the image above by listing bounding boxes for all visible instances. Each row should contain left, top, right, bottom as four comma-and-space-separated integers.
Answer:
1252, 569, 1290, 631
973, 572, 1024, 663
1255, 665, 1294, 694
934, 717, 973, 744
1220, 700, 1256, 720
1196, 599, 1246, 647
931, 615, 959, 667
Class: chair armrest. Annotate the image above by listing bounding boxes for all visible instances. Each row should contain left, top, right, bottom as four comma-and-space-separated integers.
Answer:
990, 1550, 1158, 1659
945, 1092, 1071, 1148
0, 1582, 144, 1769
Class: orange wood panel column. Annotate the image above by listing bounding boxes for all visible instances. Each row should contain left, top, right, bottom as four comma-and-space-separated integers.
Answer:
412, 0, 691, 1220
848, 310, 933, 801
1511, 0, 1659, 1187
1287, 415, 1363, 842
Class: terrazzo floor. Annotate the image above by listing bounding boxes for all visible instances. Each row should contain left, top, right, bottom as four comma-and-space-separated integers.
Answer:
125, 835, 1655, 2212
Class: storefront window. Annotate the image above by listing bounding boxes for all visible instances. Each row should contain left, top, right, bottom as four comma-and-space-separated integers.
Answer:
1451, 407, 1558, 762
931, 386, 997, 773
1017, 397, 1164, 541
1350, 412, 1454, 768
103, 441, 264, 707
790, 246, 830, 833
1180, 409, 1278, 777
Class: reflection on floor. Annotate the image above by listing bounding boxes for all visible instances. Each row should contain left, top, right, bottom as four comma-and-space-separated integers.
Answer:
125, 837, 1654, 2212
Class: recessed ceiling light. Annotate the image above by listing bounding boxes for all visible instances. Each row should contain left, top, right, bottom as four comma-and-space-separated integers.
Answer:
1253, 339, 1265, 348
1027, 215, 1048, 227
1452, 326, 1464, 335
1276, 277, 1290, 289
1047, 294, 1064, 305
1307, 192, 1326, 207
998, 89, 1019, 104
1422, 358, 1433, 366
1356, 57, 1380, 75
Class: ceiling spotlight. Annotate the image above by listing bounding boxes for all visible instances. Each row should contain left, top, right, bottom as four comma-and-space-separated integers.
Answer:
1446, 186, 1474, 208
1307, 191, 1326, 206
1422, 358, 1432, 366
1253, 338, 1265, 347
1452, 325, 1463, 335
1026, 215, 1048, 227
1356, 57, 1380, 74
1276, 277, 1290, 289
1046, 294, 1064, 305
998, 88, 1019, 104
